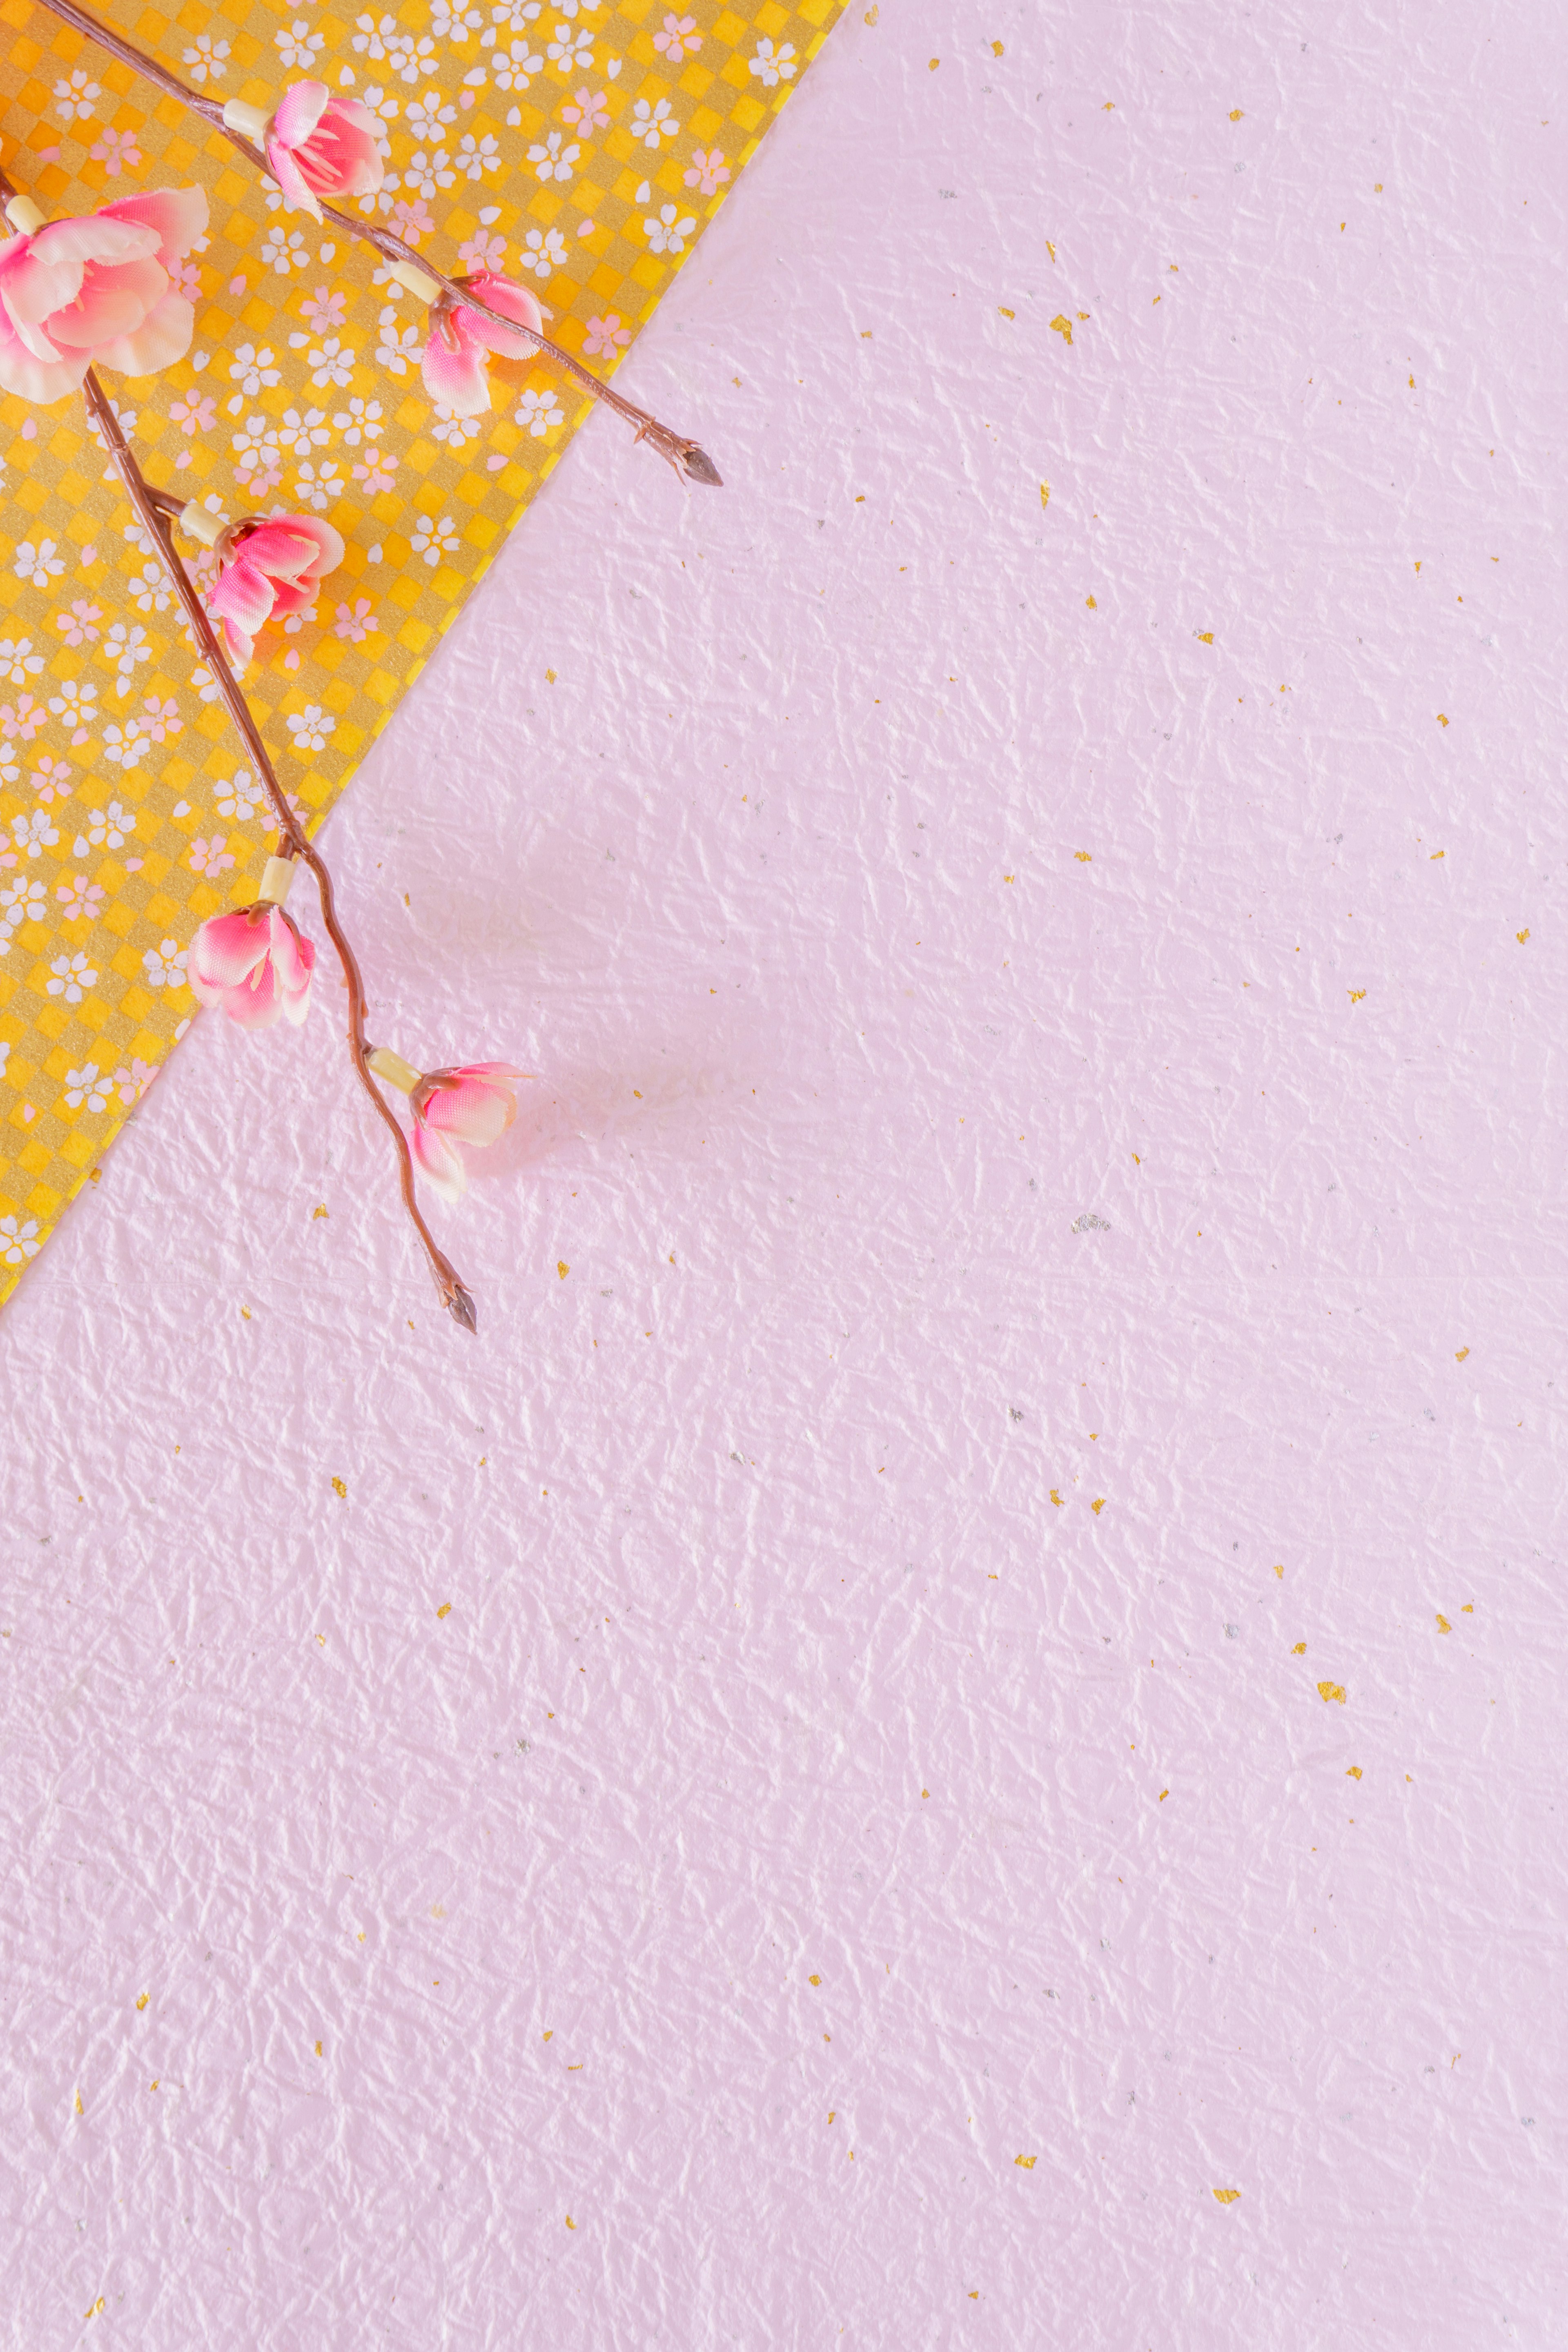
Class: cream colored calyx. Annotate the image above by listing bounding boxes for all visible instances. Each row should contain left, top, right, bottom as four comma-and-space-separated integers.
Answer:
385, 258, 442, 303
5, 196, 46, 233
221, 100, 272, 144
368, 1046, 423, 1094
257, 855, 298, 907
179, 503, 229, 548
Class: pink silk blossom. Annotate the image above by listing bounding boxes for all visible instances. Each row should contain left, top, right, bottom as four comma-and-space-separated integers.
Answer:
0, 187, 209, 405
207, 514, 344, 667
265, 83, 385, 220
419, 272, 543, 417
188, 900, 315, 1032
410, 1063, 529, 1201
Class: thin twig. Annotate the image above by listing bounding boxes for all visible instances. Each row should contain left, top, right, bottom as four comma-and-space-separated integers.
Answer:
73, 364, 479, 1331
31, 0, 722, 485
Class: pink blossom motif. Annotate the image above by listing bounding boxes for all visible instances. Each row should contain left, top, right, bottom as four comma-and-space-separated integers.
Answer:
561, 85, 609, 133
457, 228, 506, 272
170, 256, 203, 303
112, 1058, 157, 1105
207, 513, 345, 667
333, 597, 378, 642
0, 694, 47, 740
352, 448, 400, 494
420, 269, 543, 416
29, 752, 73, 805
189, 898, 315, 1031
168, 390, 216, 435
89, 127, 143, 177
55, 602, 102, 647
410, 1063, 528, 1201
188, 834, 236, 879
582, 311, 629, 359
300, 283, 347, 333
389, 197, 436, 245
56, 871, 105, 921
139, 694, 183, 742
0, 186, 209, 405
684, 147, 731, 196
259, 83, 385, 221
653, 13, 700, 60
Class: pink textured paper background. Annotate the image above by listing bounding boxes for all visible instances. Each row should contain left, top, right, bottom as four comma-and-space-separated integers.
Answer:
3, 4, 1565, 2343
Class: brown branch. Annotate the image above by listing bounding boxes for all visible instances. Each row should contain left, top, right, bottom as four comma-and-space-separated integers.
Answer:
31, 0, 722, 486
75, 367, 479, 1332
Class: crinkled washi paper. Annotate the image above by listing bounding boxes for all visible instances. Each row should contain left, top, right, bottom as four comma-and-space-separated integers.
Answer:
0, 0, 840, 1302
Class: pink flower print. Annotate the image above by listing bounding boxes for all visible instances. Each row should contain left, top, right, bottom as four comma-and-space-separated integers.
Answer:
188, 834, 236, 879
0, 694, 47, 741
171, 256, 203, 303
457, 228, 507, 271
89, 127, 144, 177
653, 13, 700, 60
352, 448, 400, 493
112, 1057, 157, 1105
48, 679, 98, 743
300, 283, 347, 333
56, 603, 103, 648
389, 197, 435, 244
684, 147, 730, 196
561, 85, 609, 133
56, 871, 106, 922
140, 695, 183, 743
333, 597, 378, 642
583, 311, 629, 359
169, 391, 216, 436
29, 753, 73, 806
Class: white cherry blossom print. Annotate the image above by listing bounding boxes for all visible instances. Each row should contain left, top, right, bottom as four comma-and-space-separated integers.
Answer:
286, 706, 336, 753
491, 38, 543, 91
295, 459, 347, 510
52, 69, 102, 121
630, 97, 677, 149
748, 37, 796, 85
47, 951, 97, 1004
56, 873, 106, 922
515, 388, 563, 435
0, 1216, 41, 1265
142, 938, 189, 989
130, 563, 174, 616
14, 542, 64, 589
0, 638, 43, 688
644, 203, 695, 255
304, 339, 356, 389
583, 311, 629, 357
78, 802, 135, 851
48, 680, 97, 744
0, 876, 46, 949
486, 0, 542, 33
63, 1063, 110, 1111
232, 416, 285, 492
12, 812, 60, 858
189, 665, 220, 705
102, 722, 146, 770
519, 227, 567, 278
374, 308, 422, 374
561, 85, 608, 132
547, 22, 594, 72
456, 130, 502, 177
276, 19, 325, 69
431, 407, 482, 448
528, 131, 580, 182
103, 624, 151, 695
408, 92, 459, 141
262, 226, 311, 274
188, 836, 236, 880
182, 34, 229, 82
214, 770, 264, 822
331, 397, 385, 446
431, 0, 483, 40
410, 515, 460, 566
230, 344, 281, 397
274, 407, 331, 460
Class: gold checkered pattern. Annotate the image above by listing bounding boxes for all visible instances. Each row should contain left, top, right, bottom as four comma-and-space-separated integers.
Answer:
0, 0, 841, 1301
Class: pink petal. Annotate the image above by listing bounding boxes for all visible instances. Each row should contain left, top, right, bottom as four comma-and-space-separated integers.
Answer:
272, 79, 332, 147
422, 1067, 523, 1146
411, 1119, 468, 1201
233, 518, 337, 585
0, 310, 87, 403
420, 326, 492, 416
42, 253, 167, 349
92, 288, 194, 377
267, 139, 323, 218
218, 959, 285, 1032
267, 909, 315, 1020
97, 187, 209, 268
456, 270, 543, 356
188, 906, 272, 996
209, 554, 278, 639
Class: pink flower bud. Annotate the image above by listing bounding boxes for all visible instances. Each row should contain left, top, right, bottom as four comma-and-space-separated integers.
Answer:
188, 859, 314, 1031
227, 85, 385, 223
207, 514, 344, 667
367, 1058, 530, 1200
419, 272, 543, 417
0, 187, 209, 405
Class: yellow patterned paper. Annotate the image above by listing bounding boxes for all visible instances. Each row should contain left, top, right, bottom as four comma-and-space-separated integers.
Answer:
0, 0, 840, 1300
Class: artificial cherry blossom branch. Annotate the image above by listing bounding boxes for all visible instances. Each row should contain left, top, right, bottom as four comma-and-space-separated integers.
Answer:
31, 0, 723, 485
81, 374, 481, 1329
